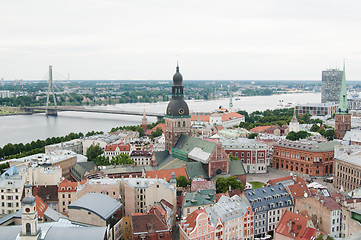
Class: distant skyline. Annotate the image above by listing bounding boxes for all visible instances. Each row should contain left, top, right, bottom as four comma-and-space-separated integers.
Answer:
1, 0, 361, 81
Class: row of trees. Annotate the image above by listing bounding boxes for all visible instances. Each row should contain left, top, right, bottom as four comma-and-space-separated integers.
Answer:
238, 108, 322, 130
0, 131, 101, 160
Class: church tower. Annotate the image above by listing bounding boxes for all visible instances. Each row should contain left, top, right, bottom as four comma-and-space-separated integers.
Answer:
20, 182, 40, 240
165, 64, 191, 151
142, 107, 148, 131
335, 62, 351, 140
288, 108, 300, 133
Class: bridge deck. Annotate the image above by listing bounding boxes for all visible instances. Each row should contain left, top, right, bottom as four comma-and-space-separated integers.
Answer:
24, 106, 165, 118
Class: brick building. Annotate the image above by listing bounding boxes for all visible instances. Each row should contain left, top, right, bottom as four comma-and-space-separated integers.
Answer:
273, 140, 338, 176
222, 138, 271, 173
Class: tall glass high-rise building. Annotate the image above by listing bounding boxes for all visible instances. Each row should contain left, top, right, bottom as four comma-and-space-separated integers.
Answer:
321, 69, 343, 103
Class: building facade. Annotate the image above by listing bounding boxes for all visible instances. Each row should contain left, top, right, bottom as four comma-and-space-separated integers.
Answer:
294, 196, 342, 238
206, 195, 254, 240
119, 177, 176, 217
179, 209, 215, 240
165, 64, 191, 151
244, 184, 294, 238
273, 140, 338, 176
222, 138, 270, 173
295, 102, 338, 117
321, 69, 343, 103
334, 145, 361, 191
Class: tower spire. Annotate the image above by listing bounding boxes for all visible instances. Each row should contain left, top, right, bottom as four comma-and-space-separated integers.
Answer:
338, 60, 348, 114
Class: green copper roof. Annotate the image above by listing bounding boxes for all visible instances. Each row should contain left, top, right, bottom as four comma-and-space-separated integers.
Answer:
182, 190, 216, 208
338, 62, 348, 115
229, 160, 247, 176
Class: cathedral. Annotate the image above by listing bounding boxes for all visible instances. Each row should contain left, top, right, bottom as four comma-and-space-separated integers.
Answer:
164, 64, 192, 151
161, 64, 234, 179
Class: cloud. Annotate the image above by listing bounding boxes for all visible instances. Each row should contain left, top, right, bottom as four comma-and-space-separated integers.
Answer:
0, 0, 361, 80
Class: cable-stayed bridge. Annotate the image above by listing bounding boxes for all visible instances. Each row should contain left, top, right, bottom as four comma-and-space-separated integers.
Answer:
25, 66, 164, 121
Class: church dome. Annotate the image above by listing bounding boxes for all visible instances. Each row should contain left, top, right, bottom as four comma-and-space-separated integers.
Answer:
22, 196, 36, 205
166, 98, 189, 117
173, 66, 183, 86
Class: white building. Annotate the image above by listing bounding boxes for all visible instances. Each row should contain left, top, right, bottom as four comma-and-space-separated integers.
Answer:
45, 139, 83, 155
82, 134, 120, 155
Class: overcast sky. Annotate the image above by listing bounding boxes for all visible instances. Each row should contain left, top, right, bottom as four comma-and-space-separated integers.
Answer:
1, 0, 360, 81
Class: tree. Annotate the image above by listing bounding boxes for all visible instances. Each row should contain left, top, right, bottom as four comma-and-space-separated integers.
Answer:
176, 175, 190, 188
86, 145, 104, 162
216, 176, 244, 193
229, 153, 240, 161
310, 124, 320, 132
324, 129, 335, 141
248, 133, 258, 139
286, 131, 311, 141
111, 153, 134, 165
151, 127, 163, 138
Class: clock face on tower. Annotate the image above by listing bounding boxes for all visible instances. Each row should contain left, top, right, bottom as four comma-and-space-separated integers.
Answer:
179, 108, 184, 115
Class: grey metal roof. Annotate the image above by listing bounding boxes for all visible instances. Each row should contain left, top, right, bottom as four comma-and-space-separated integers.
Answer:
43, 226, 107, 240
274, 140, 339, 152
0, 210, 21, 225
244, 184, 293, 213
0, 226, 21, 239
68, 193, 122, 220
206, 195, 251, 226
44, 207, 68, 222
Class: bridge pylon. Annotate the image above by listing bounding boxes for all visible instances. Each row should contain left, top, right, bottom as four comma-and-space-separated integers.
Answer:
46, 65, 58, 116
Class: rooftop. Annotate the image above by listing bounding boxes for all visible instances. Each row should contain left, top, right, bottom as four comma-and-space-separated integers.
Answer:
206, 195, 251, 225
69, 193, 122, 220
274, 140, 339, 152
244, 184, 293, 212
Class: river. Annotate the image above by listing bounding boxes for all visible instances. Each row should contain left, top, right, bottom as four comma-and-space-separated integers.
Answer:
0, 92, 321, 146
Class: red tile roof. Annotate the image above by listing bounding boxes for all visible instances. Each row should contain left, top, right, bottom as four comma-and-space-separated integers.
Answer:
35, 195, 48, 218
131, 213, 169, 234
215, 193, 226, 201
191, 179, 216, 192
191, 115, 210, 122
287, 183, 312, 199
318, 196, 341, 211
250, 125, 273, 133
32, 185, 58, 202
58, 179, 86, 192
105, 143, 130, 152
268, 176, 306, 186
275, 210, 318, 240
151, 123, 166, 132
146, 167, 187, 181
221, 112, 244, 122
183, 209, 207, 231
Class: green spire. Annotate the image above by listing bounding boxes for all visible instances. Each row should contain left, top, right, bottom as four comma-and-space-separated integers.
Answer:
338, 61, 348, 114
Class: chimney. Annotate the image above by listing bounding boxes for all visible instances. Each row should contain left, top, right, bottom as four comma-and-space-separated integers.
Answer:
288, 219, 293, 232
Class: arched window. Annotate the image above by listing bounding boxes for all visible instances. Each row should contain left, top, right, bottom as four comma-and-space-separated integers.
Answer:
183, 121, 185, 127
178, 122, 180, 127
26, 223, 31, 235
